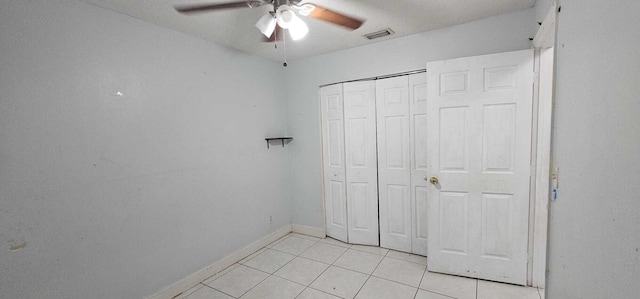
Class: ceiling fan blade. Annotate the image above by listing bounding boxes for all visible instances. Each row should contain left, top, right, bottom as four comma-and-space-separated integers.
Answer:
306, 4, 364, 30
175, 1, 265, 14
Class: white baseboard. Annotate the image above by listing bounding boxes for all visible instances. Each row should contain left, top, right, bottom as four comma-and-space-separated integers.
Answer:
291, 224, 326, 239
146, 224, 292, 299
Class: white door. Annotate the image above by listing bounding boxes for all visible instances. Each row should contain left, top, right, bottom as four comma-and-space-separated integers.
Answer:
343, 81, 379, 245
321, 84, 348, 242
377, 76, 412, 252
409, 73, 429, 256
426, 49, 534, 285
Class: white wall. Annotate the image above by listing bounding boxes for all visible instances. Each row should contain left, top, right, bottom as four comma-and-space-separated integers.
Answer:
0, 1, 289, 298
286, 8, 537, 229
546, 0, 640, 298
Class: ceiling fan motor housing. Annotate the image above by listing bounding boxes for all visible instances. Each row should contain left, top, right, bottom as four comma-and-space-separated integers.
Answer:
274, 0, 287, 10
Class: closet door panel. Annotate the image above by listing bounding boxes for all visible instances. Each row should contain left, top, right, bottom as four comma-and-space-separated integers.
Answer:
344, 81, 379, 245
377, 76, 412, 252
321, 84, 348, 242
410, 73, 429, 256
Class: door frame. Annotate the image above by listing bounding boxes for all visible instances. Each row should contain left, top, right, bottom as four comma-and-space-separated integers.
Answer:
530, 2, 557, 288
529, 46, 554, 288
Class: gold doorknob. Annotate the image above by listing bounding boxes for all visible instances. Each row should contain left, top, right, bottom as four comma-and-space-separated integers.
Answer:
429, 177, 439, 185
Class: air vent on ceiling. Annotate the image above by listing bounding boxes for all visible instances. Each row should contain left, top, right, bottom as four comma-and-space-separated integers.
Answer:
363, 28, 395, 40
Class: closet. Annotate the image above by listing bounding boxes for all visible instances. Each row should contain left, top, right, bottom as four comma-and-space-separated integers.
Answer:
320, 72, 428, 256
321, 49, 540, 285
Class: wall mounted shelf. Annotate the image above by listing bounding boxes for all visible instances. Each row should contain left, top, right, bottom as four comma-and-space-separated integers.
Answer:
265, 137, 293, 149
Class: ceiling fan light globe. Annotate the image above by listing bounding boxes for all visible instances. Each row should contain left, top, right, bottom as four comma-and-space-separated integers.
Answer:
288, 14, 309, 40
255, 13, 277, 38
277, 10, 294, 29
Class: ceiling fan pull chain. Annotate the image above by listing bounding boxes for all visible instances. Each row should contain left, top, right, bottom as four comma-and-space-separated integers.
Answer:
283, 30, 288, 67
274, 26, 278, 49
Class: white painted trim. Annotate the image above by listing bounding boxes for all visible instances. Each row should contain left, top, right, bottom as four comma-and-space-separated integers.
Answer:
529, 3, 557, 288
532, 47, 554, 288
527, 49, 542, 287
318, 87, 329, 241
145, 225, 292, 299
292, 224, 326, 238
533, 3, 557, 49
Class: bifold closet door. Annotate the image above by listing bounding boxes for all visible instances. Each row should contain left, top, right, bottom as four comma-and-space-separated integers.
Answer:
409, 73, 428, 256
321, 84, 348, 242
343, 81, 379, 245
321, 82, 378, 244
376, 76, 412, 252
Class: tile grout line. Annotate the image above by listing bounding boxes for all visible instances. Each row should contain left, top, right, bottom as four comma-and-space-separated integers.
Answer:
367, 257, 428, 289
270, 255, 332, 284
232, 268, 272, 299
269, 233, 327, 298
200, 262, 240, 285
413, 263, 428, 299
353, 275, 373, 299
331, 262, 381, 276
174, 283, 204, 299
352, 248, 388, 298
309, 241, 347, 286
348, 245, 389, 256
289, 234, 323, 243
266, 233, 294, 248
299, 286, 348, 299
366, 269, 425, 290
302, 240, 429, 292
196, 282, 236, 299
300, 238, 347, 255
241, 234, 351, 298
320, 241, 355, 250
239, 247, 268, 264
267, 235, 321, 257
424, 290, 458, 299
294, 235, 353, 299
272, 270, 326, 289
300, 240, 354, 298
207, 233, 451, 299
240, 237, 321, 298
204, 239, 292, 299
238, 249, 267, 266
200, 234, 349, 299
412, 268, 461, 299
198, 283, 238, 299
241, 246, 298, 272
326, 252, 425, 290
234, 236, 456, 298
268, 246, 312, 257
383, 254, 428, 266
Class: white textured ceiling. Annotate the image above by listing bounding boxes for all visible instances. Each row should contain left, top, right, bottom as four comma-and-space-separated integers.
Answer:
79, 0, 536, 62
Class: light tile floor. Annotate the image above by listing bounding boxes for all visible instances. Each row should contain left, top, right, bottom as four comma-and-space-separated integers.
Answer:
175, 233, 545, 299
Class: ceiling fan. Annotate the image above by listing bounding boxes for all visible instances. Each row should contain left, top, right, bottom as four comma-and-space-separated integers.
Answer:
175, 0, 365, 41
